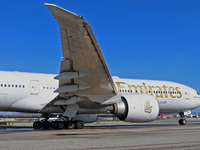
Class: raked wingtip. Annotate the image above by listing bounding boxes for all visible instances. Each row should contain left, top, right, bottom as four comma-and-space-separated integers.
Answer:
44, 3, 57, 7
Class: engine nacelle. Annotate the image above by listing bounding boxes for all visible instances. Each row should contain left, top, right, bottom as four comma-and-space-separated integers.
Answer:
107, 94, 160, 122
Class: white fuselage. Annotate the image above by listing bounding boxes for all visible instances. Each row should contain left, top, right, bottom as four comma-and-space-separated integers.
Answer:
0, 71, 58, 112
113, 77, 200, 113
0, 71, 199, 114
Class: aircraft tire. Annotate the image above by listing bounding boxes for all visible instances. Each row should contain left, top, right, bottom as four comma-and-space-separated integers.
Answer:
33, 122, 36, 128
75, 120, 84, 129
51, 121, 57, 129
43, 121, 51, 129
179, 119, 187, 125
55, 121, 65, 130
34, 121, 43, 129
65, 121, 75, 129
182, 119, 187, 125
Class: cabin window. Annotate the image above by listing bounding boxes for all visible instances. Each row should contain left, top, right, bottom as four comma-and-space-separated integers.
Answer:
1, 84, 3, 87
23, 85, 25, 88
8, 84, 10, 87
12, 85, 14, 87
16, 85, 18, 88
19, 85, 21, 88
4, 84, 6, 87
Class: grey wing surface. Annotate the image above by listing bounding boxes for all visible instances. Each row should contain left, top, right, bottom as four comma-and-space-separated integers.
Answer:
40, 3, 117, 114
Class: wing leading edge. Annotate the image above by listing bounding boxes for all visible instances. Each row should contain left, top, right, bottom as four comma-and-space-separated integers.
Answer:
45, 4, 117, 102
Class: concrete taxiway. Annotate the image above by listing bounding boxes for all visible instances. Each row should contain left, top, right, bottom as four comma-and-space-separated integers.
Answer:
0, 118, 200, 150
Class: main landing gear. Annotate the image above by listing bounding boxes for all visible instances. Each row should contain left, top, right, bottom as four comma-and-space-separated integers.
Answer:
51, 120, 84, 129
33, 120, 85, 130
33, 114, 84, 130
178, 112, 187, 125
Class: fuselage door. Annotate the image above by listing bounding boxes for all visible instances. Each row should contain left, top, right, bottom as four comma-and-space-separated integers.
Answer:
183, 88, 190, 100
30, 80, 39, 95
0, 93, 8, 107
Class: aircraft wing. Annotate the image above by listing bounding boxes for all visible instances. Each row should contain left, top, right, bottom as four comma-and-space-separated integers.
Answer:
44, 4, 117, 104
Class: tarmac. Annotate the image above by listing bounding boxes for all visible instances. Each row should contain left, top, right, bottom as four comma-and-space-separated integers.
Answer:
0, 118, 200, 150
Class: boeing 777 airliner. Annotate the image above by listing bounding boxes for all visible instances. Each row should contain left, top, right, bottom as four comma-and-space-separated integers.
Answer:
0, 4, 199, 129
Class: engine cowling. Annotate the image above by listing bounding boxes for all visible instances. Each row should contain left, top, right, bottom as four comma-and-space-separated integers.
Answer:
106, 94, 160, 122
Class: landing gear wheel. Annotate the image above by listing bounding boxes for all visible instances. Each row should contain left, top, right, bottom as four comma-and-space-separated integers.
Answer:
179, 119, 187, 125
55, 121, 65, 130
33, 122, 36, 128
51, 121, 58, 129
43, 121, 51, 129
34, 121, 43, 129
65, 121, 75, 129
182, 119, 187, 125
75, 120, 84, 129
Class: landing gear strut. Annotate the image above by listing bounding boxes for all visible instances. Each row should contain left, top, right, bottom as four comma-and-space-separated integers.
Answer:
178, 112, 187, 125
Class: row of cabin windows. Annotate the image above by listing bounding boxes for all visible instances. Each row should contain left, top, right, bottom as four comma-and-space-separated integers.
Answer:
43, 87, 57, 90
1, 84, 25, 88
0, 84, 58, 90
120, 90, 181, 94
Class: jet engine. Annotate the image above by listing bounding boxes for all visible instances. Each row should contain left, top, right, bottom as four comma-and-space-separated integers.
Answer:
106, 94, 160, 122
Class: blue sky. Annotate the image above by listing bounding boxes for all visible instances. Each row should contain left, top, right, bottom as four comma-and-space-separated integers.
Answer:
0, 1, 200, 113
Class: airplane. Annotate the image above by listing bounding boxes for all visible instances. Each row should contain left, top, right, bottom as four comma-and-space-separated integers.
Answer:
0, 3, 199, 129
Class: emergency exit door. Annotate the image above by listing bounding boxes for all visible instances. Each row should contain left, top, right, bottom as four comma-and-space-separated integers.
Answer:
30, 80, 39, 95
